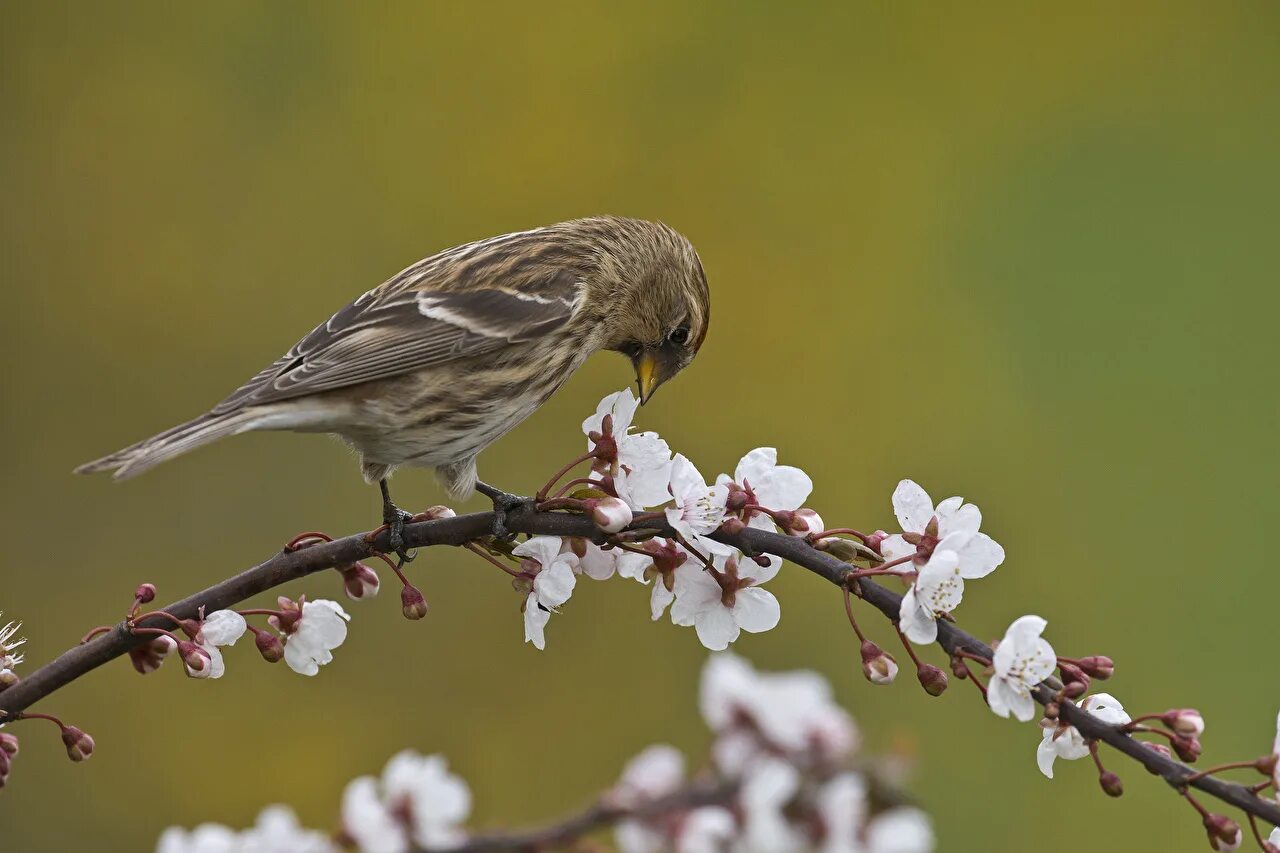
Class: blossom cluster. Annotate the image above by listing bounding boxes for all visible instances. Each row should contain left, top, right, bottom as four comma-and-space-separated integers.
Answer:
155, 654, 935, 853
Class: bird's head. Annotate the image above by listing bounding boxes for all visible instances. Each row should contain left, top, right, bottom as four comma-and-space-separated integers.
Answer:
584, 218, 710, 404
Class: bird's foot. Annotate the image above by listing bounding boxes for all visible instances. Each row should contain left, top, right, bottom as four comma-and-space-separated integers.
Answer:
475, 481, 535, 541
380, 505, 417, 568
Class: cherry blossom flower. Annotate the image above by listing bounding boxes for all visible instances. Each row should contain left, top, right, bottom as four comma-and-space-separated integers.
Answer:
674, 807, 737, 853
342, 751, 471, 852
158, 806, 335, 853
0, 617, 26, 688
737, 756, 804, 852
864, 808, 935, 853
699, 653, 857, 772
270, 599, 350, 677
989, 615, 1057, 722
569, 538, 619, 581
193, 610, 247, 679
616, 538, 688, 620
717, 448, 813, 533
612, 745, 686, 853
880, 480, 1004, 579
129, 634, 178, 675
1036, 693, 1130, 778
666, 455, 732, 556
897, 547, 964, 645
671, 550, 780, 650
513, 536, 577, 650
584, 389, 674, 509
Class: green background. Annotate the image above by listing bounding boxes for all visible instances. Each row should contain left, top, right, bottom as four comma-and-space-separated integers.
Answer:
2, 3, 1277, 850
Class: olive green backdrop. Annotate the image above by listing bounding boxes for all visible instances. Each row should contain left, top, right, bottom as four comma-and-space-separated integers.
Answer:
2, 3, 1277, 850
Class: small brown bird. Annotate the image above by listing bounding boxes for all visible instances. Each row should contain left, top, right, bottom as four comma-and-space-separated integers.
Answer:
77, 216, 710, 554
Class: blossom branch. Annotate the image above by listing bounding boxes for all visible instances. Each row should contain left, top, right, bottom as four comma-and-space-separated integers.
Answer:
1, 506, 1277, 830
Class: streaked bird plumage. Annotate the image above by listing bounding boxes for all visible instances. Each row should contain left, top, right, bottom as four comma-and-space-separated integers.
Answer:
77, 216, 711, 503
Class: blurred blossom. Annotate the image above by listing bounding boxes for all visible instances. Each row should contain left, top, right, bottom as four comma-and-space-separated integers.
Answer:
341, 751, 470, 852
157, 805, 335, 853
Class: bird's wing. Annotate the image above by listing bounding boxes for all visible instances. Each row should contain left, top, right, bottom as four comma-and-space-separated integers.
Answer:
211, 265, 582, 414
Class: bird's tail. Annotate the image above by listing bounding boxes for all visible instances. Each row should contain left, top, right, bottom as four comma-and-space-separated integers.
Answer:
74, 410, 262, 481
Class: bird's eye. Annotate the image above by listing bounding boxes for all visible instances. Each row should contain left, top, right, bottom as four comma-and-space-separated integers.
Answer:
621, 341, 643, 358
668, 327, 690, 346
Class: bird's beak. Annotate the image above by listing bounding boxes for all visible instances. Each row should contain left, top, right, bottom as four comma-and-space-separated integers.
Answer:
635, 352, 661, 405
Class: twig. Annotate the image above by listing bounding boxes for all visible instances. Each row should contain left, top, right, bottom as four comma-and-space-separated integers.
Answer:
0, 509, 1276, 827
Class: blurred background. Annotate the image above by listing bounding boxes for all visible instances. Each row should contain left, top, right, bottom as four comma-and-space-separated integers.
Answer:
3, 2, 1278, 850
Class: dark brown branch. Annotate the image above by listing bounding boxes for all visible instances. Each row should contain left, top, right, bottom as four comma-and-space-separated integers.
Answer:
1, 506, 1276, 828
446, 779, 735, 852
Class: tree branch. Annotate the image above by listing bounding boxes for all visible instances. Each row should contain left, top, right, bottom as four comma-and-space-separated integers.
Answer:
2, 505, 1276, 828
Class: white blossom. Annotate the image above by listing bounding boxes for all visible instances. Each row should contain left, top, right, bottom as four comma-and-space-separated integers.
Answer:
718, 448, 813, 532
282, 600, 349, 677
671, 551, 780, 651
341, 752, 470, 853
196, 610, 247, 680
880, 480, 1004, 579
699, 653, 857, 772
1036, 693, 1130, 778
616, 539, 687, 621
676, 807, 737, 853
989, 615, 1057, 722
613, 744, 684, 804
865, 808, 935, 853
816, 772, 868, 853
666, 455, 732, 556
737, 756, 804, 852
513, 536, 577, 650
157, 806, 334, 853
0, 617, 26, 687
574, 539, 619, 581
897, 546, 965, 645
584, 389, 674, 509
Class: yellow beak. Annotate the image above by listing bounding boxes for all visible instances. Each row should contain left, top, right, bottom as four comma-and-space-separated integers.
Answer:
636, 352, 660, 405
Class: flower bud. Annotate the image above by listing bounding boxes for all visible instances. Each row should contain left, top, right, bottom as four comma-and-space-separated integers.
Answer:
0, 732, 19, 757
1173, 736, 1202, 763
1140, 741, 1172, 773
253, 629, 284, 663
134, 583, 157, 605
1203, 814, 1242, 851
1058, 662, 1088, 687
724, 486, 749, 512
1062, 681, 1088, 700
0, 748, 10, 787
916, 664, 948, 696
420, 505, 456, 520
863, 530, 888, 554
1098, 770, 1123, 797
588, 497, 632, 533
401, 584, 429, 620
860, 641, 898, 685
1043, 702, 1060, 721
1256, 753, 1278, 777
177, 641, 212, 679
339, 563, 381, 600
128, 635, 177, 675
1077, 655, 1114, 679
789, 508, 824, 537
719, 516, 747, 536
1163, 709, 1205, 738
60, 726, 94, 762
0, 669, 19, 688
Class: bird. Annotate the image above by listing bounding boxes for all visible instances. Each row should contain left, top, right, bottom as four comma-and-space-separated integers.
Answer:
76, 216, 711, 559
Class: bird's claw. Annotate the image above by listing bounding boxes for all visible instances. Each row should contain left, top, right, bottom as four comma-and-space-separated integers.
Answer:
476, 483, 535, 541
383, 507, 417, 567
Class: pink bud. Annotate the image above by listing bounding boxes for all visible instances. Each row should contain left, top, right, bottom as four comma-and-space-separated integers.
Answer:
1140, 741, 1173, 773
860, 640, 898, 685
916, 664, 948, 696
789, 508, 824, 537
864, 530, 889, 554
719, 516, 747, 535
401, 584, 429, 620
420, 505, 456, 521
1061, 681, 1088, 700
60, 726, 94, 762
1203, 814, 1242, 851
1163, 709, 1205, 737
1058, 662, 1088, 686
340, 563, 381, 600
134, 583, 157, 604
589, 497, 633, 533
1098, 770, 1123, 797
0, 669, 19, 688
1077, 655, 1114, 679
0, 732, 19, 757
128, 635, 177, 675
253, 630, 284, 663
177, 641, 212, 679
1173, 736, 1202, 763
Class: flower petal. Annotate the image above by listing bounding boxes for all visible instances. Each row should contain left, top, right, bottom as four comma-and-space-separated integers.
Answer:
535, 559, 577, 609
892, 480, 934, 533
732, 588, 780, 634
201, 610, 247, 647
1037, 732, 1059, 778
898, 588, 938, 645
523, 594, 550, 650
955, 531, 1005, 580
694, 606, 740, 651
